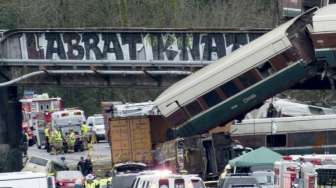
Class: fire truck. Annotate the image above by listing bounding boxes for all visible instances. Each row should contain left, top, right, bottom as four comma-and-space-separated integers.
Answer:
275, 155, 336, 188
20, 93, 63, 149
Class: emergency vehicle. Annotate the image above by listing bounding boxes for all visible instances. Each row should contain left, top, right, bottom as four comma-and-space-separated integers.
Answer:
20, 93, 63, 149
51, 108, 86, 151
51, 108, 85, 134
274, 159, 300, 188
275, 155, 336, 188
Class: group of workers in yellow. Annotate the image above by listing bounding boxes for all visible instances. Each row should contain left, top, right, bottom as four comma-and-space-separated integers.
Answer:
44, 121, 96, 155
43, 122, 111, 188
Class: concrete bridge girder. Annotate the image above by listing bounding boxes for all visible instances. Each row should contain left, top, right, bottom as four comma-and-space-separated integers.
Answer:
4, 66, 192, 87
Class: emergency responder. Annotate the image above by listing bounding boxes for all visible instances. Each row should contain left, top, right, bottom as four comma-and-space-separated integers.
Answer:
49, 129, 55, 154
21, 130, 29, 157
99, 172, 112, 188
107, 176, 112, 188
51, 129, 63, 155
85, 174, 96, 188
267, 103, 277, 118
99, 178, 108, 188
84, 158, 93, 176
81, 121, 89, 134
66, 129, 76, 153
44, 125, 50, 152
94, 178, 100, 188
77, 157, 86, 175
81, 121, 89, 150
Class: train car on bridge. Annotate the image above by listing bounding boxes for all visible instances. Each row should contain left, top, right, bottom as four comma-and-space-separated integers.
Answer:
311, 5, 336, 67
154, 7, 323, 138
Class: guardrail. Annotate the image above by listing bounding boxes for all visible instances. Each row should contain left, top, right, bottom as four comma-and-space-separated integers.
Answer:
0, 59, 212, 67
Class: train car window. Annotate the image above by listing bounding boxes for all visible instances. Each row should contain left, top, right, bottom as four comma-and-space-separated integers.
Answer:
186, 101, 203, 116
168, 109, 189, 126
159, 179, 169, 188
197, 97, 208, 110
220, 81, 240, 97
175, 179, 185, 188
266, 134, 287, 147
238, 70, 259, 88
215, 88, 228, 100
283, 48, 298, 63
203, 90, 222, 108
308, 106, 324, 115
270, 55, 287, 71
257, 62, 275, 78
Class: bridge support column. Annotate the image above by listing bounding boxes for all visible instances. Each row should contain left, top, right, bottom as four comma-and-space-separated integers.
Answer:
0, 86, 22, 172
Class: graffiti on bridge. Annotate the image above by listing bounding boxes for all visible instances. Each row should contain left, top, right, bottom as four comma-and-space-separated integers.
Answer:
19, 32, 263, 62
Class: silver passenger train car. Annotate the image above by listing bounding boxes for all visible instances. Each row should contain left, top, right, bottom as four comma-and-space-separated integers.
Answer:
154, 7, 335, 138
231, 114, 336, 155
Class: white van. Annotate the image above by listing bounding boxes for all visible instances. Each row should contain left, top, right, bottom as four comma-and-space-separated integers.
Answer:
0, 171, 55, 188
132, 171, 205, 188
87, 114, 106, 141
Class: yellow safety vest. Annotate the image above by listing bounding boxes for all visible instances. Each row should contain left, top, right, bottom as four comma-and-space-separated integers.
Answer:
81, 124, 89, 134
54, 131, 62, 142
85, 180, 96, 188
94, 179, 100, 187
68, 132, 76, 144
99, 178, 109, 187
44, 128, 50, 137
70, 132, 75, 139
107, 177, 112, 183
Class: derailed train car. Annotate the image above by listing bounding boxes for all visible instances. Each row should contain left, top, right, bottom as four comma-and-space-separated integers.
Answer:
154, 133, 248, 180
154, 7, 322, 138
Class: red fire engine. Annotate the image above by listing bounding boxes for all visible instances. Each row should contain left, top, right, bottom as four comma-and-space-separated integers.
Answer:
20, 93, 63, 149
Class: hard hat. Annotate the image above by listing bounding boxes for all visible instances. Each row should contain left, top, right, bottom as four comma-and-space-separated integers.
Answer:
86, 174, 95, 180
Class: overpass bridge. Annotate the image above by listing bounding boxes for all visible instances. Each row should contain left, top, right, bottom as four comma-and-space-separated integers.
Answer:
0, 28, 268, 87
1, 28, 334, 89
